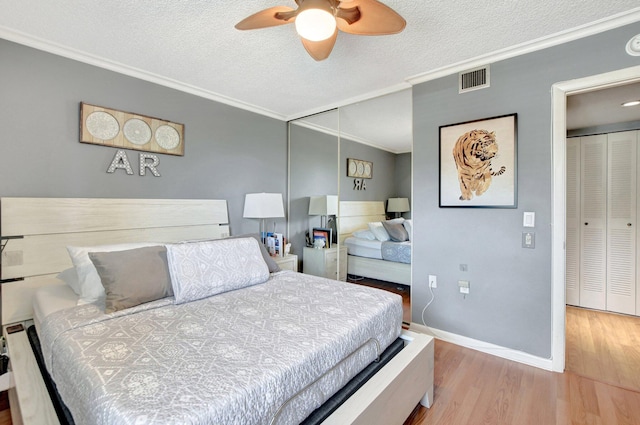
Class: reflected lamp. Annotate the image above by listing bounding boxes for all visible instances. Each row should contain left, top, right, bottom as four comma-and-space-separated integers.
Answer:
308, 195, 338, 228
387, 197, 410, 218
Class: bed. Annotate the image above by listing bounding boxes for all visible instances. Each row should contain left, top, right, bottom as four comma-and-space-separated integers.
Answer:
0, 197, 433, 425
338, 201, 412, 286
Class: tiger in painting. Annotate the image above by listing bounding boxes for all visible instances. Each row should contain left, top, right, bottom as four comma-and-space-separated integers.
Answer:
452, 129, 506, 201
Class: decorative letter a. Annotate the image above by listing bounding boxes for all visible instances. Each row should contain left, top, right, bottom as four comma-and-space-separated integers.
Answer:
107, 150, 134, 175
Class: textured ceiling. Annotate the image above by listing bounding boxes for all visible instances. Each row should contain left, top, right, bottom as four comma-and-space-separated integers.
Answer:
1, 1, 639, 147
567, 82, 640, 130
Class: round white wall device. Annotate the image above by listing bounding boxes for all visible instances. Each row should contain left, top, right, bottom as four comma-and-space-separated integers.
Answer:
626, 34, 640, 56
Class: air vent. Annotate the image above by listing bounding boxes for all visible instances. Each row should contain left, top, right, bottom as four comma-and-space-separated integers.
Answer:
459, 65, 490, 93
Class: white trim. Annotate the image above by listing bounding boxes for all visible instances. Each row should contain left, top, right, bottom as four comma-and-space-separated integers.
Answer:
409, 322, 553, 371
285, 82, 412, 122
550, 65, 640, 372
551, 85, 568, 373
406, 8, 640, 86
2, 10, 639, 121
290, 120, 408, 154
0, 26, 286, 121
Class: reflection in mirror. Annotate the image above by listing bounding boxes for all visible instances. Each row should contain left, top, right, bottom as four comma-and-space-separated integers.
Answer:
288, 109, 341, 280
338, 89, 413, 322
287, 89, 413, 322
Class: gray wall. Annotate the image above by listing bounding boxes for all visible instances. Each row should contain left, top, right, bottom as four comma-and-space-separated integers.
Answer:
288, 126, 404, 266
288, 123, 339, 263
394, 152, 412, 218
0, 39, 287, 235
413, 22, 640, 358
340, 138, 399, 203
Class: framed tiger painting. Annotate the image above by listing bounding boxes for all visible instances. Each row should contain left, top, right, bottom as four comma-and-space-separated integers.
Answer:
439, 113, 517, 208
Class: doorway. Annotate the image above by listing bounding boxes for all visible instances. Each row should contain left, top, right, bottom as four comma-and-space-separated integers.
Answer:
551, 64, 640, 372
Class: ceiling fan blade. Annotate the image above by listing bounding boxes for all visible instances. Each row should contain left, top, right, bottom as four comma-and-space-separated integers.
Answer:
300, 30, 338, 61
336, 0, 405, 35
235, 6, 296, 30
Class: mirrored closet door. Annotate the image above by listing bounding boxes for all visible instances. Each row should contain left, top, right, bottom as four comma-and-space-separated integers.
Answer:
288, 89, 413, 319
288, 109, 340, 279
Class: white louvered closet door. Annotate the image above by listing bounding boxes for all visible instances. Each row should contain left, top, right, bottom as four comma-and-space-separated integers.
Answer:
566, 138, 581, 306
606, 131, 637, 315
580, 134, 607, 310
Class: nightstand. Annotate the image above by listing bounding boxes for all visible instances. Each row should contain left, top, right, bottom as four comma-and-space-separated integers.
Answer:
303, 246, 347, 281
273, 254, 298, 272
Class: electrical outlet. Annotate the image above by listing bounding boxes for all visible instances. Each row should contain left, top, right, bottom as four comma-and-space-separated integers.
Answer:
522, 232, 535, 249
428, 275, 437, 288
458, 280, 470, 294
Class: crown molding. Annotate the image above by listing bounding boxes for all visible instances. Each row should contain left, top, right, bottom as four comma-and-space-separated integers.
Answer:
406, 8, 640, 86
286, 82, 412, 122
290, 119, 409, 154
0, 26, 287, 121
2, 8, 639, 122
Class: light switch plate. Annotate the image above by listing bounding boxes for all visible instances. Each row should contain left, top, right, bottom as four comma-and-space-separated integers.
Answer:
523, 212, 535, 228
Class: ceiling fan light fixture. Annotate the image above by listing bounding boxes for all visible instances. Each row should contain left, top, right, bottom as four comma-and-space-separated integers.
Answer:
295, 1, 336, 42
235, 0, 406, 61
622, 100, 640, 107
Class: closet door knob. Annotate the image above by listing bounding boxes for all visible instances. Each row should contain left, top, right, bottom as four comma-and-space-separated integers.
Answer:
584, 222, 588, 225
628, 223, 632, 227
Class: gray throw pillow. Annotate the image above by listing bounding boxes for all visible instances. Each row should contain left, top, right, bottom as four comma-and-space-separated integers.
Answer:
89, 245, 173, 313
381, 221, 409, 242
226, 233, 281, 273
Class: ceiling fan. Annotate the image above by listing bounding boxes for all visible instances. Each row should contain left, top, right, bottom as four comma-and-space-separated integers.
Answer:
235, 0, 406, 61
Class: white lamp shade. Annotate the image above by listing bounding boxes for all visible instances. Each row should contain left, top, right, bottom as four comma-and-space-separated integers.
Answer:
243, 193, 285, 218
308, 195, 338, 216
387, 197, 410, 213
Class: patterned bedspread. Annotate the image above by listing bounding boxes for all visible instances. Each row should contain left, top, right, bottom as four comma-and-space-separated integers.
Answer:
381, 241, 411, 264
40, 271, 402, 425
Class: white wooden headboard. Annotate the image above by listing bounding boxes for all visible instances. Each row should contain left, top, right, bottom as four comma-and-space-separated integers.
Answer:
338, 201, 386, 244
0, 197, 229, 325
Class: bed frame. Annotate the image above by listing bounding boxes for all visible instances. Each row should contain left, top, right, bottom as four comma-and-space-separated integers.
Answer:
339, 201, 412, 286
0, 197, 433, 425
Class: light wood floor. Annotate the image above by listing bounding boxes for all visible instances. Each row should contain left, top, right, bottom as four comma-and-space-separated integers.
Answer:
0, 391, 10, 425
0, 410, 9, 425
352, 279, 640, 425
566, 306, 640, 393
403, 339, 640, 425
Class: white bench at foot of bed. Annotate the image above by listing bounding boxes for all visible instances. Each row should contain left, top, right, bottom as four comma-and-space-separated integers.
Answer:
3, 325, 433, 425
322, 330, 434, 424
3, 324, 60, 425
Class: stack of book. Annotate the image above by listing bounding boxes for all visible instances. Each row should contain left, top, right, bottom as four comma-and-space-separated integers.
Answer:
265, 232, 284, 257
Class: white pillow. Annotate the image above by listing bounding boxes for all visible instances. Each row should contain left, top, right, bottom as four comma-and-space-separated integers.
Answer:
166, 238, 269, 304
56, 268, 82, 295
368, 222, 391, 242
352, 229, 377, 241
67, 242, 161, 305
403, 219, 412, 240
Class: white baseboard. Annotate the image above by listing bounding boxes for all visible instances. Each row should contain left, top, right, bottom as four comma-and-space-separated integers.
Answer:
409, 323, 553, 371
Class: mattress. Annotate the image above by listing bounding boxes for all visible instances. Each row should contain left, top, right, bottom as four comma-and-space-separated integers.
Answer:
33, 279, 78, 336
39, 271, 402, 425
344, 236, 383, 259
345, 237, 412, 264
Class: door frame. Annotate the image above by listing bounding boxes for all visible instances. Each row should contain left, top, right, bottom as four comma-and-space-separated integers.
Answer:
551, 64, 640, 372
